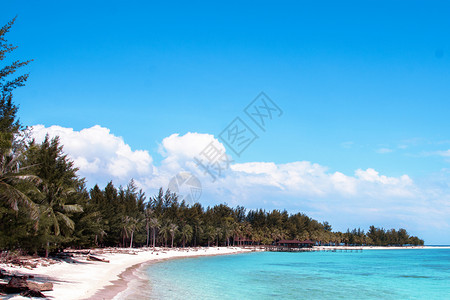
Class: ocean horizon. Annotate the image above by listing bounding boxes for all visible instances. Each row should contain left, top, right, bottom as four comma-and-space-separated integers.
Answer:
118, 248, 450, 299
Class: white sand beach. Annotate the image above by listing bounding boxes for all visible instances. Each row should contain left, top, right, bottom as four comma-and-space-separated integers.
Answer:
0, 247, 252, 300
2, 245, 449, 299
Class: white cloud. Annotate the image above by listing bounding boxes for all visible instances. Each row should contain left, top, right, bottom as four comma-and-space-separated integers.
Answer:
436, 150, 450, 157
158, 132, 225, 172
230, 163, 414, 199
29, 125, 418, 200
30, 125, 154, 186
376, 148, 393, 154
29, 125, 450, 243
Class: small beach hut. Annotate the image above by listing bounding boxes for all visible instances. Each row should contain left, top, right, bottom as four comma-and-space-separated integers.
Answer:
299, 240, 315, 248
276, 239, 303, 248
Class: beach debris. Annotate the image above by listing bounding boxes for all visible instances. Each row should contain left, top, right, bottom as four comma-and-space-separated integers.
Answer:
27, 281, 53, 291
55, 252, 74, 258
87, 255, 109, 263
5, 276, 29, 292
95, 248, 139, 255
21, 289, 46, 298
65, 250, 91, 255
0, 251, 58, 269
0, 274, 53, 297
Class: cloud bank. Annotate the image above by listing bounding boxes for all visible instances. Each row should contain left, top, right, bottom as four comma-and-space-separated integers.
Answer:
30, 125, 450, 244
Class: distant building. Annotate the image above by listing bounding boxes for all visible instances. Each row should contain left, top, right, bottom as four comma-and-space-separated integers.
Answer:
276, 239, 315, 249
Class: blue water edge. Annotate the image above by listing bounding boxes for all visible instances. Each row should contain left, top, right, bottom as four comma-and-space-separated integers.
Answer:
128, 249, 450, 299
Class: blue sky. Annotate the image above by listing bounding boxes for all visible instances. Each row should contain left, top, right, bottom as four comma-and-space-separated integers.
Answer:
3, 1, 450, 243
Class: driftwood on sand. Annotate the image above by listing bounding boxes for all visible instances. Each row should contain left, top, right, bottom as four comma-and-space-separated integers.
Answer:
20, 289, 46, 297
0, 274, 53, 298
0, 251, 59, 269
86, 255, 109, 263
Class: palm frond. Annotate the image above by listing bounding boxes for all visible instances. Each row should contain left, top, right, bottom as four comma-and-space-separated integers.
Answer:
62, 204, 83, 213
52, 211, 60, 236
56, 211, 75, 231
11, 174, 42, 185
0, 180, 39, 220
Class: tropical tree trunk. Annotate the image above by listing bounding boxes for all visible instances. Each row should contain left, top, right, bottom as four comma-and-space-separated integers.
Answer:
193, 227, 196, 247
45, 241, 49, 258
152, 228, 156, 249
130, 230, 134, 248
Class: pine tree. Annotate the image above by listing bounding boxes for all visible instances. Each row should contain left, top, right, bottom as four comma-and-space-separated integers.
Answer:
26, 136, 84, 256
0, 17, 40, 250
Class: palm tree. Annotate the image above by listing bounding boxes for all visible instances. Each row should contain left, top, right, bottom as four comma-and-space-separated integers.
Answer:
194, 221, 204, 247
160, 223, 170, 247
238, 222, 253, 246
205, 225, 215, 247
192, 218, 203, 247
180, 224, 193, 247
128, 217, 139, 248
223, 220, 235, 246
121, 216, 139, 248
0, 153, 40, 220
0, 130, 40, 222
252, 229, 263, 245
169, 223, 178, 248
144, 208, 152, 247
296, 231, 309, 242
25, 136, 84, 256
150, 217, 160, 249
214, 227, 222, 247
271, 228, 285, 243
37, 182, 83, 257
77, 209, 107, 247
233, 223, 243, 246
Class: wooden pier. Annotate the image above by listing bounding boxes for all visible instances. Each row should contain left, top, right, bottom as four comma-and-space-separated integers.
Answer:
264, 246, 363, 253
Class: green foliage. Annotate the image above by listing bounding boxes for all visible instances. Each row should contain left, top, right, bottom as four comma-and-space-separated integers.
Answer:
23, 136, 85, 255
0, 17, 32, 153
0, 17, 40, 250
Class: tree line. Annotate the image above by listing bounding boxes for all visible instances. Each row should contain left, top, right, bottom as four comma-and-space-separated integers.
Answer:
0, 18, 424, 256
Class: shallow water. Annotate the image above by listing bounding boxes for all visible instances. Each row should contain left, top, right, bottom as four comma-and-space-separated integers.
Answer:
124, 249, 450, 299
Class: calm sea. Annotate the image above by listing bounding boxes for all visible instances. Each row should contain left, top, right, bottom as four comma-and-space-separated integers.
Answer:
120, 249, 450, 299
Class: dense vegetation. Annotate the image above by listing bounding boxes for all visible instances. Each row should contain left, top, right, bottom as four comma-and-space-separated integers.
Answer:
0, 19, 424, 256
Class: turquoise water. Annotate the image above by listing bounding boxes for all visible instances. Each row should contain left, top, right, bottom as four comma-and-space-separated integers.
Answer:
140, 249, 450, 299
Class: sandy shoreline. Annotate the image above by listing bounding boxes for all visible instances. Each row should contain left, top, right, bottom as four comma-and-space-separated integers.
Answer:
1, 245, 449, 299
0, 247, 253, 300
87, 247, 255, 300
